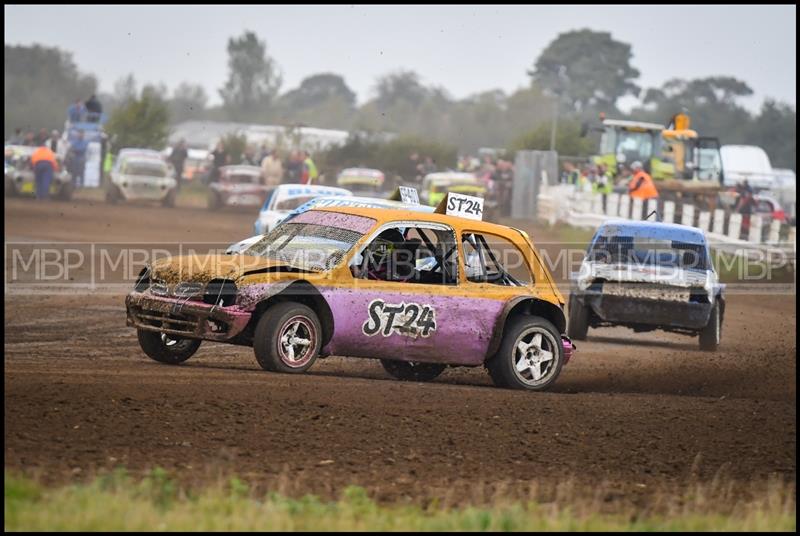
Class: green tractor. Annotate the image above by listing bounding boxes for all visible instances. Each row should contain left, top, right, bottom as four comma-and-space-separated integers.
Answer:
585, 118, 673, 179
582, 113, 726, 211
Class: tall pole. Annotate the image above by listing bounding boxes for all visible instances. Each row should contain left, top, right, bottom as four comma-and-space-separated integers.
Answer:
549, 95, 558, 152
549, 65, 568, 153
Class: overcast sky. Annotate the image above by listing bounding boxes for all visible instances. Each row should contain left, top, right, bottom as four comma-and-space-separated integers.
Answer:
4, 4, 796, 112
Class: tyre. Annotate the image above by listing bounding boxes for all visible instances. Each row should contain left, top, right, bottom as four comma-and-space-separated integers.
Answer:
5, 178, 17, 197
162, 188, 177, 208
137, 329, 201, 364
253, 302, 322, 373
698, 302, 721, 352
487, 315, 564, 391
106, 185, 121, 204
567, 294, 589, 341
380, 359, 446, 382
57, 181, 74, 201
207, 191, 222, 210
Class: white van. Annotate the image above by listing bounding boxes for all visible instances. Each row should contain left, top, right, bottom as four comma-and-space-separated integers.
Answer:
720, 145, 774, 190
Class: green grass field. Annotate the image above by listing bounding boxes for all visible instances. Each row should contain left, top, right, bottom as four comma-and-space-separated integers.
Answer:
5, 470, 795, 531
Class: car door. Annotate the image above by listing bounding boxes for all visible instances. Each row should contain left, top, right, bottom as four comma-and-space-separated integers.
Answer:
320, 221, 503, 366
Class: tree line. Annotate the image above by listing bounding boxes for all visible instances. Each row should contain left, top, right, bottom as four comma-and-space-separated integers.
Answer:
4, 29, 796, 170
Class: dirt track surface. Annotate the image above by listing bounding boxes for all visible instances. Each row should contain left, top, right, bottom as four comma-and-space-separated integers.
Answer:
4, 196, 797, 507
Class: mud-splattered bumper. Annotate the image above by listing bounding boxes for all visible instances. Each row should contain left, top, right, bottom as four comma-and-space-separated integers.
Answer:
125, 292, 252, 341
562, 336, 575, 364
577, 287, 712, 330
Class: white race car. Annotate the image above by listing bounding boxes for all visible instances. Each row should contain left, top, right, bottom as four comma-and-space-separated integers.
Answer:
568, 220, 725, 351
107, 151, 178, 207
253, 184, 351, 235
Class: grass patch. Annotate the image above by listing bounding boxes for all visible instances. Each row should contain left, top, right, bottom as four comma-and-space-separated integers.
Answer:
4, 470, 795, 531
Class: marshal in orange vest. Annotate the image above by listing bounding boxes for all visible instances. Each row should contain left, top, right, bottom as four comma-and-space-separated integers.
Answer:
628, 170, 658, 200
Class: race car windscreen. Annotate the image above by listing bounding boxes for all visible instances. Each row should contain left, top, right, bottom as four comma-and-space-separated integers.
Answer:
243, 211, 376, 272
225, 172, 260, 184
122, 159, 168, 177
587, 235, 710, 271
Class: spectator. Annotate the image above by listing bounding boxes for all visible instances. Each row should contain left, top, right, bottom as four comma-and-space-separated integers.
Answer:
562, 161, 580, 185
240, 146, 258, 166
284, 151, 303, 184
6, 128, 24, 145
260, 148, 283, 187
103, 151, 115, 184
408, 151, 421, 180
735, 180, 757, 235
593, 162, 614, 213
84, 94, 103, 122
23, 131, 36, 146
421, 156, 437, 175
480, 155, 495, 178
209, 141, 228, 183
576, 167, 592, 193
628, 161, 659, 218
301, 150, 319, 185
492, 159, 515, 216
49, 130, 61, 153
35, 128, 49, 146
257, 143, 270, 164
169, 139, 189, 189
67, 99, 86, 123
31, 142, 59, 201
68, 130, 89, 188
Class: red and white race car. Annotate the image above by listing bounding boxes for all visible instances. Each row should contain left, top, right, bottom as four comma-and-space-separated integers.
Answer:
208, 165, 270, 210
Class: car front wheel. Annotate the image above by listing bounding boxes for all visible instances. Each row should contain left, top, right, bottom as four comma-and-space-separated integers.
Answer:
253, 302, 322, 373
137, 330, 201, 364
698, 302, 721, 352
487, 315, 564, 391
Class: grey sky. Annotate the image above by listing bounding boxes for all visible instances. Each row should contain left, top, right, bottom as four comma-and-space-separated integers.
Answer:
4, 4, 796, 113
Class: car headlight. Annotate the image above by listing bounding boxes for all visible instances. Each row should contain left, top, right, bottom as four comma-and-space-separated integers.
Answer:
203, 279, 237, 307
576, 261, 593, 291
134, 267, 151, 292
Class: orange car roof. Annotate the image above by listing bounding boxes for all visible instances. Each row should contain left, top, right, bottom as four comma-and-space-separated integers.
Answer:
313, 205, 530, 240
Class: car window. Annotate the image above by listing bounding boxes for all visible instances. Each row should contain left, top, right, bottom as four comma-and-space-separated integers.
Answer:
352, 223, 458, 285
462, 232, 532, 286
756, 200, 773, 213
588, 235, 710, 271
244, 211, 375, 272
121, 159, 167, 177
225, 171, 259, 184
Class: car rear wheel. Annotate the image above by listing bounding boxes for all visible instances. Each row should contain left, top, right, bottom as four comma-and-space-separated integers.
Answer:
5, 178, 18, 197
487, 315, 564, 391
137, 330, 201, 364
567, 294, 589, 341
106, 185, 121, 204
380, 359, 445, 382
253, 302, 321, 373
699, 302, 721, 352
162, 189, 177, 208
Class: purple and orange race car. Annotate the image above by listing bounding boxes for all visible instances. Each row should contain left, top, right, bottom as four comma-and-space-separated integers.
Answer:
126, 199, 575, 391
